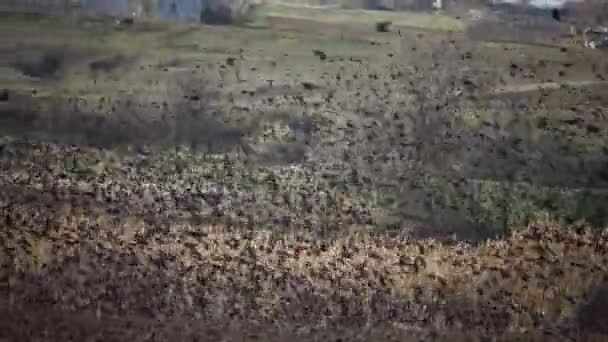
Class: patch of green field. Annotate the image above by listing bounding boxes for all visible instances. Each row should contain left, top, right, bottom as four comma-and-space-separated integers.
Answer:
413, 173, 608, 235
457, 108, 607, 154
0, 9, 389, 105
0, 14, 227, 102
253, 5, 464, 31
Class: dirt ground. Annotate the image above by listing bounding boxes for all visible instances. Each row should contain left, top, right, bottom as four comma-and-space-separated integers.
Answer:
1, 6, 608, 341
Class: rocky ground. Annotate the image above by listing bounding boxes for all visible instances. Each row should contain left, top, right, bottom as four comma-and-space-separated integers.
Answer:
1, 8, 608, 341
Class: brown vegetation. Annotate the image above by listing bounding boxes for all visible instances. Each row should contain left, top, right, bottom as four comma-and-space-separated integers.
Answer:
1, 8, 608, 341
2, 197, 608, 341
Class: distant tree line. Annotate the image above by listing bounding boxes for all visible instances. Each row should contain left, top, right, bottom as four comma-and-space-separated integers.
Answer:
567, 0, 608, 26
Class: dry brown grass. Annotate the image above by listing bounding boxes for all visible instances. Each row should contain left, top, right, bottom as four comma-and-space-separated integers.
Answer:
2, 202, 608, 340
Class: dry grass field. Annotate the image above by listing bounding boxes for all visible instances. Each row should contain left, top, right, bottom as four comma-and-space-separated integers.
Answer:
1, 5, 608, 341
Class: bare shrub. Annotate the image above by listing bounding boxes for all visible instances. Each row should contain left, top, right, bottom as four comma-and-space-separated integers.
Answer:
375, 20, 392, 32
12, 52, 64, 79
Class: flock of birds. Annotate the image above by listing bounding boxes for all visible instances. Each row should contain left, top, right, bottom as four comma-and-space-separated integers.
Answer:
1, 12, 608, 340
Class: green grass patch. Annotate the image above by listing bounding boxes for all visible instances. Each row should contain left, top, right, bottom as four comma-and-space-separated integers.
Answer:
457, 109, 607, 154
417, 174, 608, 233
253, 5, 464, 31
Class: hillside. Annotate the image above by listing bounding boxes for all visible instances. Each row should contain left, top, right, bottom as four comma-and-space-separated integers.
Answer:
1, 7, 608, 341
